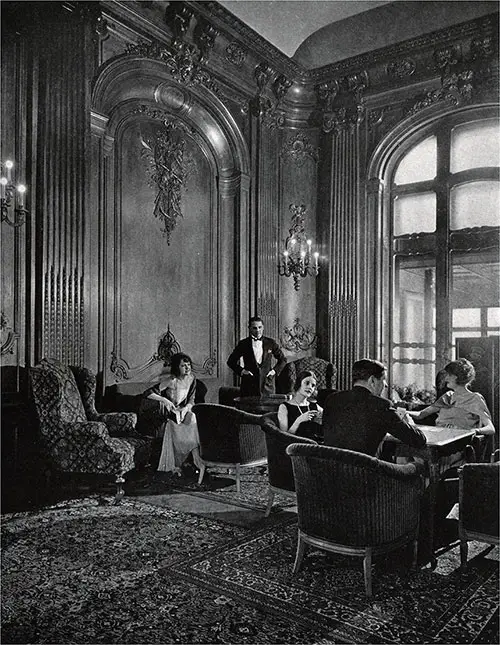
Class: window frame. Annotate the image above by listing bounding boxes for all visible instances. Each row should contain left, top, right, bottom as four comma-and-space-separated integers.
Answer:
385, 107, 499, 389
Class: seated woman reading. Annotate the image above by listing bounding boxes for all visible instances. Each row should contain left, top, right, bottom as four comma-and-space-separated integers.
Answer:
410, 358, 495, 436
277, 370, 323, 443
138, 352, 202, 475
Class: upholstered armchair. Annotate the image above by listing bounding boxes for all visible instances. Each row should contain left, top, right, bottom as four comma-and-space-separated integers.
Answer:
286, 443, 423, 597
192, 403, 268, 493
30, 358, 152, 503
277, 357, 336, 404
458, 461, 500, 568
261, 417, 317, 516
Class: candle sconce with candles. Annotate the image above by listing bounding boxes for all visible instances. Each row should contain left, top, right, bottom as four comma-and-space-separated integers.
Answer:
1, 159, 28, 227
278, 203, 319, 291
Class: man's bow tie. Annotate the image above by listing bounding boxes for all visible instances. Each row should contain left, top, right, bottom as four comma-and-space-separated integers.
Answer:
252, 337, 262, 343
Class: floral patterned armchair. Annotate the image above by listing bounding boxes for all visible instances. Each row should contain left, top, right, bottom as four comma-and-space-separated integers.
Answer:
30, 358, 152, 503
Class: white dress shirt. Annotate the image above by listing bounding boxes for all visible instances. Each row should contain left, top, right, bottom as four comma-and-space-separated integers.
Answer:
251, 337, 263, 365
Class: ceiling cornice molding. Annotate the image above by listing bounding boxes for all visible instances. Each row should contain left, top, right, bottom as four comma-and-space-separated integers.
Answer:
306, 11, 499, 83
184, 0, 306, 78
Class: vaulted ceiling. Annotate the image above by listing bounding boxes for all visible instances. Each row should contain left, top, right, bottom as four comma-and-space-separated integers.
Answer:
218, 0, 392, 57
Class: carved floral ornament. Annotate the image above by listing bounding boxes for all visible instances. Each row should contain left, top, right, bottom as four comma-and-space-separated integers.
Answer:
225, 42, 247, 67
280, 318, 317, 353
135, 106, 198, 244
280, 133, 319, 167
406, 26, 496, 115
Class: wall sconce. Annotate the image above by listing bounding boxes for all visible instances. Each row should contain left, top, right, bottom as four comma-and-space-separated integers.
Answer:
278, 203, 319, 290
1, 160, 28, 227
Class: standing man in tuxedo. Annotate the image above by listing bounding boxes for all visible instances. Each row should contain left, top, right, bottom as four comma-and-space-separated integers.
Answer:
227, 316, 286, 397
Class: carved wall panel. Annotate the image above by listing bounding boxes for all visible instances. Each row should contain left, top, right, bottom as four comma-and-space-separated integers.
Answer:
278, 129, 319, 351
117, 117, 213, 375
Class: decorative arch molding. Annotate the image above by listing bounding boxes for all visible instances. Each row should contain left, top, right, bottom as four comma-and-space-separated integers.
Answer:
362, 101, 499, 361
91, 55, 250, 177
90, 55, 251, 387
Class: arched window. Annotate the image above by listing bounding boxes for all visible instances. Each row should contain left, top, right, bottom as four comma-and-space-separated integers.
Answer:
389, 111, 499, 390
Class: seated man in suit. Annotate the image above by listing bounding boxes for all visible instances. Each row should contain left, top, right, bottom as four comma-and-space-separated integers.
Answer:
227, 316, 286, 397
322, 358, 426, 457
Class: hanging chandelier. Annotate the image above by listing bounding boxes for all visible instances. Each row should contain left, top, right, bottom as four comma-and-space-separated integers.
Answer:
278, 203, 319, 290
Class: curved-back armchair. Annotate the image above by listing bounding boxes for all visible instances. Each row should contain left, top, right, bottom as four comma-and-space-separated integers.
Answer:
192, 403, 268, 493
277, 357, 336, 402
458, 461, 500, 568
30, 358, 152, 502
286, 443, 423, 596
261, 418, 317, 516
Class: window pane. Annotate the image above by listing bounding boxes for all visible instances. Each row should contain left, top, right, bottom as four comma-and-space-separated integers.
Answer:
450, 181, 500, 229
393, 192, 436, 235
453, 308, 481, 328
392, 261, 436, 390
488, 307, 500, 327
450, 119, 500, 173
452, 257, 500, 335
394, 135, 437, 185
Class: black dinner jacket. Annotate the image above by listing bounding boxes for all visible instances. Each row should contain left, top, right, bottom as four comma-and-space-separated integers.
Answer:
322, 386, 426, 457
227, 336, 286, 396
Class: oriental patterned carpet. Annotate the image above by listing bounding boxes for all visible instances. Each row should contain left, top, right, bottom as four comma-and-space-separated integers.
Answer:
1, 493, 498, 645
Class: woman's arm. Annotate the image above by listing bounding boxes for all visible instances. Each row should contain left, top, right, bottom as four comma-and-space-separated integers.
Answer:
277, 404, 289, 433
476, 397, 496, 435
407, 403, 440, 421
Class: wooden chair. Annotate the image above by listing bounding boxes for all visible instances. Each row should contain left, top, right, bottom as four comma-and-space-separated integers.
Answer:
287, 443, 423, 597
192, 403, 268, 493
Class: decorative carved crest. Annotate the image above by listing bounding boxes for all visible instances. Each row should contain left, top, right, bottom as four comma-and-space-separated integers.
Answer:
110, 325, 217, 381
193, 16, 219, 64
280, 318, 317, 353
280, 133, 319, 167
316, 72, 368, 134
225, 42, 247, 67
154, 326, 183, 364
386, 59, 416, 79
273, 74, 292, 102
126, 39, 220, 96
254, 62, 274, 94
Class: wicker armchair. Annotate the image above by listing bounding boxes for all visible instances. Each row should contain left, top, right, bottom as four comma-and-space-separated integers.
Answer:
286, 443, 424, 597
458, 461, 500, 568
277, 357, 336, 401
261, 417, 317, 516
192, 403, 268, 492
30, 358, 152, 502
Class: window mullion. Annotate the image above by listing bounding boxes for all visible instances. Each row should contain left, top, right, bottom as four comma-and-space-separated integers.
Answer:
435, 127, 451, 368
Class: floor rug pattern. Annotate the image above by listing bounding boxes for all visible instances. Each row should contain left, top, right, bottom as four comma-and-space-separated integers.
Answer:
2, 495, 498, 644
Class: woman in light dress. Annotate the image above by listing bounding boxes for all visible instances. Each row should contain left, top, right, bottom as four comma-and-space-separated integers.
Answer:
410, 358, 495, 435
139, 353, 202, 475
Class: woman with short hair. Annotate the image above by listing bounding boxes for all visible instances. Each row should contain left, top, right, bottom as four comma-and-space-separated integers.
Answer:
411, 358, 495, 435
138, 352, 202, 475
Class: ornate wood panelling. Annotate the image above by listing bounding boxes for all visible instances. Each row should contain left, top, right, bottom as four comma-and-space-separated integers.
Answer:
317, 126, 360, 391
2, 0, 498, 398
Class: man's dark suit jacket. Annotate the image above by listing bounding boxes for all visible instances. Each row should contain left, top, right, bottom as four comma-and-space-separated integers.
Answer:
227, 336, 286, 397
322, 386, 426, 456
